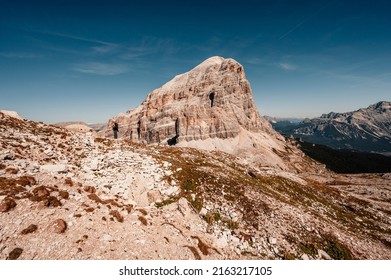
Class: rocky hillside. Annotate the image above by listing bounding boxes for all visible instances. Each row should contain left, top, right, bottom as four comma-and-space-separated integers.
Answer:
1, 111, 391, 260
104, 56, 297, 170
276, 102, 391, 154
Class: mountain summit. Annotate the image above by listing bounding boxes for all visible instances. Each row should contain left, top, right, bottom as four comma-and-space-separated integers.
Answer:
279, 101, 391, 154
107, 56, 296, 169
111, 56, 272, 143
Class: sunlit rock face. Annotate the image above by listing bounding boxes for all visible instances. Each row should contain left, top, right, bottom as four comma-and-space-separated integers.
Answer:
110, 56, 274, 145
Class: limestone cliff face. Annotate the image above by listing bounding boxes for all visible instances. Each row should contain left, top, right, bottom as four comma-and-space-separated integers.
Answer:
110, 56, 273, 145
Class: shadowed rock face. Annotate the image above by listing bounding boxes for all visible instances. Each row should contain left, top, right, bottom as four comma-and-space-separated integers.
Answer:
110, 56, 273, 144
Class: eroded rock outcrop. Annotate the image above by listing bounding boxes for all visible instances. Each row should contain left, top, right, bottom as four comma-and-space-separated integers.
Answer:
108, 56, 275, 145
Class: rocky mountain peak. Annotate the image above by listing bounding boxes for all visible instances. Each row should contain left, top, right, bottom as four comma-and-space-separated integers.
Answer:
372, 101, 391, 111
109, 56, 273, 147
278, 101, 391, 154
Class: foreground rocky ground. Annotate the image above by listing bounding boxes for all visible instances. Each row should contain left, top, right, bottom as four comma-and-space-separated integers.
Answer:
1, 111, 390, 260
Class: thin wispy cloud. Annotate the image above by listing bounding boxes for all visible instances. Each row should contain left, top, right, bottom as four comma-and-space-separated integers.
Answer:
246, 57, 265, 65
73, 62, 129, 76
245, 56, 299, 71
29, 29, 180, 64
120, 46, 157, 60
279, 2, 332, 40
33, 29, 122, 56
279, 20, 307, 40
39, 30, 113, 46
278, 62, 297, 71
120, 37, 178, 60
92, 43, 121, 55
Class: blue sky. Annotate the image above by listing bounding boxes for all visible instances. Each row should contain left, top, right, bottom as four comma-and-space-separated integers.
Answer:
1, 0, 390, 123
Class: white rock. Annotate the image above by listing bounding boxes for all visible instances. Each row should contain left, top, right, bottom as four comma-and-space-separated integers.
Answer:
231, 236, 240, 244
301, 254, 310, 260
214, 236, 229, 248
102, 234, 113, 242
40, 164, 68, 174
223, 230, 231, 238
1, 150, 15, 160
90, 159, 100, 171
44, 149, 54, 156
147, 190, 162, 203
178, 198, 192, 217
200, 208, 208, 216
268, 237, 277, 245
28, 162, 40, 173
318, 249, 332, 260
163, 186, 179, 196
239, 242, 248, 250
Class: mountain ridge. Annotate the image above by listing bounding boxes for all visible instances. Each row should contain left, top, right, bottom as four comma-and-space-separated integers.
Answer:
270, 101, 391, 154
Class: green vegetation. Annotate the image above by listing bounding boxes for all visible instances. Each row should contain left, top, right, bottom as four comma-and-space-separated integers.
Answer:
324, 235, 353, 260
299, 234, 353, 260
155, 197, 179, 208
224, 219, 239, 230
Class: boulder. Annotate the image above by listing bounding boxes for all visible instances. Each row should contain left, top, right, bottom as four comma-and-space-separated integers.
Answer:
1, 150, 15, 160
147, 190, 162, 204
50, 219, 67, 233
318, 249, 332, 260
40, 164, 68, 174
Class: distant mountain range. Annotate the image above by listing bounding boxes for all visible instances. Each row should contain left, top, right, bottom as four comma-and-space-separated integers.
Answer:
54, 121, 106, 134
267, 101, 391, 154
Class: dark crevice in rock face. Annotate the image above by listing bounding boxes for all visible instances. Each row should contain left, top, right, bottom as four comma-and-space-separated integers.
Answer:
175, 118, 180, 136
168, 119, 180, 146
137, 120, 141, 140
167, 135, 178, 146
209, 92, 215, 108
